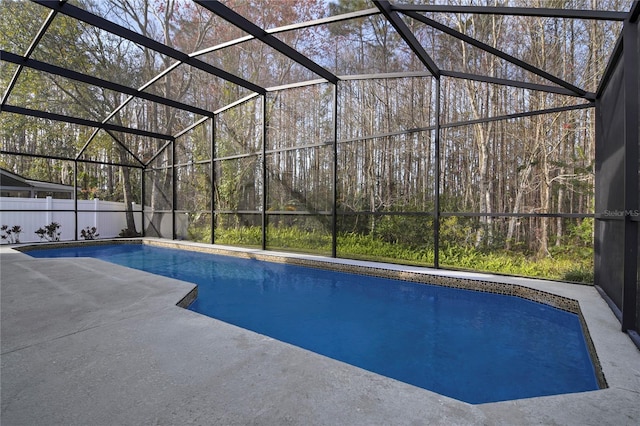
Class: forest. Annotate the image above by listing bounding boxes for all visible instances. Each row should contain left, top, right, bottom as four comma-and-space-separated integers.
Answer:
0, 0, 632, 282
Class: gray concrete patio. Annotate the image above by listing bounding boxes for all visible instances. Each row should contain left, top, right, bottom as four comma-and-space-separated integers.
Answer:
1, 242, 639, 425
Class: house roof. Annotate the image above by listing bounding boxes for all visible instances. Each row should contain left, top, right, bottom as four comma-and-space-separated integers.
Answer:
0, 168, 74, 193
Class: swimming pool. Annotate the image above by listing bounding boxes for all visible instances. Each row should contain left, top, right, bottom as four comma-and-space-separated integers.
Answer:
28, 243, 600, 404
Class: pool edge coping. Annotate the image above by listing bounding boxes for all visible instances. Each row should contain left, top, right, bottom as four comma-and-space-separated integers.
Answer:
14, 238, 608, 390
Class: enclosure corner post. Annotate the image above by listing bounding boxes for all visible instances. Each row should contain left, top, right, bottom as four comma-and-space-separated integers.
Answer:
211, 115, 216, 245
172, 138, 177, 241
621, 17, 639, 332
332, 82, 339, 258
74, 160, 78, 241
434, 77, 441, 269
261, 95, 267, 251
141, 165, 146, 238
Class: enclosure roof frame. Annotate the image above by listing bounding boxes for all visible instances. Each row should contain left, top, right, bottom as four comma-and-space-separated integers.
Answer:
31, 0, 266, 96
194, 0, 340, 85
0, 0, 635, 162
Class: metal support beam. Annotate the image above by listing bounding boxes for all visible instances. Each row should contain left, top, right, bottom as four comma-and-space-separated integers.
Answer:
1, 51, 213, 118
2, 105, 173, 141
171, 139, 177, 241
144, 141, 173, 167
261, 95, 268, 250
1, 7, 60, 105
442, 70, 595, 100
194, 0, 339, 85
174, 117, 210, 139
73, 160, 78, 241
404, 11, 589, 98
597, 34, 624, 98
434, 78, 441, 268
32, 0, 266, 95
0, 149, 143, 168
211, 116, 216, 245
393, 4, 628, 21
141, 164, 146, 237
103, 129, 146, 167
332, 83, 339, 258
631, 0, 640, 23
441, 103, 593, 130
373, 1, 441, 78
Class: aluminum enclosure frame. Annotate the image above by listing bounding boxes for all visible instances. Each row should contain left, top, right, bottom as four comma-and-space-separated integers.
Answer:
595, 1, 640, 344
1, 1, 639, 343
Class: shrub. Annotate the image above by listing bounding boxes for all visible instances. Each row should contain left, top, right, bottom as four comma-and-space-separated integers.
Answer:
562, 268, 594, 284
1, 225, 22, 244
35, 222, 61, 242
119, 228, 141, 238
80, 226, 99, 240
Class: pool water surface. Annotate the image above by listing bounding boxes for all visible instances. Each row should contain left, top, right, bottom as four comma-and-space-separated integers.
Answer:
29, 243, 600, 404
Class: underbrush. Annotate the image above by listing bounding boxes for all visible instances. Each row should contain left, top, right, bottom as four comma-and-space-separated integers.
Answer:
195, 226, 594, 283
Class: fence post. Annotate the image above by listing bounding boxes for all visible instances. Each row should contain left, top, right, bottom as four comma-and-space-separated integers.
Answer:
46, 196, 52, 225
132, 202, 138, 234
94, 198, 99, 230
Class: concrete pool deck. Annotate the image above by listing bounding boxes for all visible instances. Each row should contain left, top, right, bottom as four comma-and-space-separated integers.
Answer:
1, 240, 639, 425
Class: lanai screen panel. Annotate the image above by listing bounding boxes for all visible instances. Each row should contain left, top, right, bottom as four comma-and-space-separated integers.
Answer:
0, 113, 91, 159
595, 53, 626, 309
175, 120, 212, 165
214, 97, 263, 246
174, 162, 211, 241
76, 161, 140, 202
264, 85, 334, 255
0, 2, 50, 54
142, 63, 252, 114
440, 110, 595, 216
0, 157, 76, 242
5, 68, 124, 123
266, 84, 334, 151
214, 154, 263, 245
595, 15, 640, 335
174, 120, 212, 243
107, 100, 202, 137
338, 77, 434, 140
199, 38, 319, 89
215, 97, 262, 157
337, 77, 435, 213
335, 75, 436, 265
76, 162, 142, 238
144, 146, 173, 238
439, 78, 590, 123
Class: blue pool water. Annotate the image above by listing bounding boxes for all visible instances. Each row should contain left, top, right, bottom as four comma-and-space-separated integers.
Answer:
29, 244, 599, 404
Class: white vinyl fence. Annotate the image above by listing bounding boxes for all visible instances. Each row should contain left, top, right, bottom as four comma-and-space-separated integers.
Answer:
0, 197, 142, 243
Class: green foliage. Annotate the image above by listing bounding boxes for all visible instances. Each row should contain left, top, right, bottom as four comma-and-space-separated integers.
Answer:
567, 217, 594, 246
439, 244, 593, 283
562, 268, 594, 284
338, 232, 434, 265
373, 214, 433, 248
214, 225, 333, 254
186, 213, 212, 243
267, 227, 332, 254
209, 224, 592, 283
438, 216, 474, 248
215, 226, 262, 248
